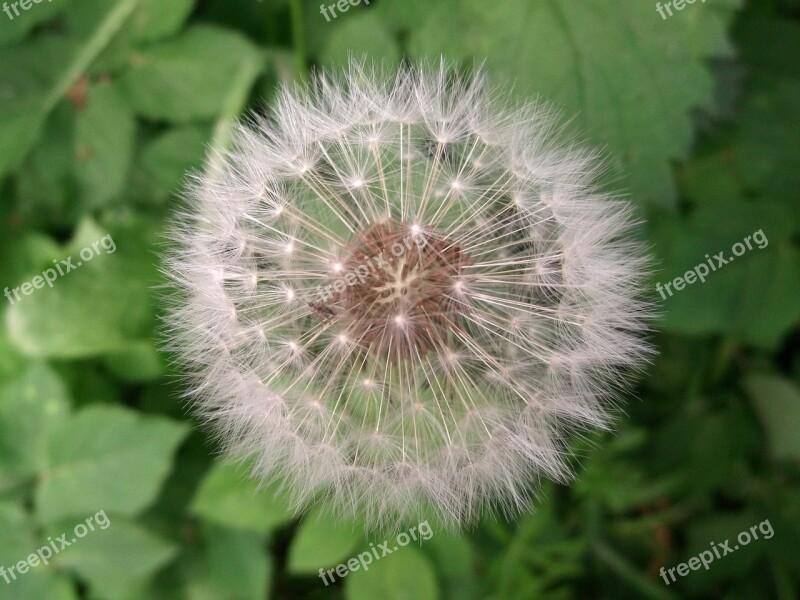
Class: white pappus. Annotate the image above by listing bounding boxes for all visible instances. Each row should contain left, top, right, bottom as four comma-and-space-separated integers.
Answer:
163, 59, 654, 530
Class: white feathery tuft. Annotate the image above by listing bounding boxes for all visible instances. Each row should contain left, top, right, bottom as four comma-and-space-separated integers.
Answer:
163, 59, 654, 530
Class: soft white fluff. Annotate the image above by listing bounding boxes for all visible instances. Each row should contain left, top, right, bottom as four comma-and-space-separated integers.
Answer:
164, 59, 653, 530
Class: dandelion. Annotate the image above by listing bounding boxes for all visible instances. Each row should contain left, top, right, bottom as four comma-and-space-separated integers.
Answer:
164, 60, 653, 529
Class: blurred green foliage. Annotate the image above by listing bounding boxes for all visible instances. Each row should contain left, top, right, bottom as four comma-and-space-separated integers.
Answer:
0, 0, 798, 598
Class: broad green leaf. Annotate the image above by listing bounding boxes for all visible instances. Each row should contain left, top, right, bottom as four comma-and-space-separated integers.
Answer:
371, 0, 432, 34
653, 405, 759, 499
0, 231, 60, 299
684, 512, 769, 592
744, 374, 800, 461
407, 0, 742, 208
0, 0, 139, 177
0, 91, 47, 177
0, 504, 78, 600
75, 81, 136, 207
128, 0, 196, 43
65, 0, 139, 36
205, 39, 271, 175
287, 507, 363, 574
134, 125, 210, 201
679, 146, 744, 207
720, 244, 800, 347
5, 218, 160, 359
35, 405, 189, 523
301, 0, 336, 57
117, 25, 264, 123
0, 363, 71, 477
192, 524, 272, 600
141, 522, 272, 600
190, 461, 294, 533
322, 12, 401, 67
0, 322, 26, 387
16, 102, 78, 229
424, 533, 477, 600
345, 546, 439, 600
650, 201, 800, 346
104, 340, 165, 383
0, 230, 58, 387
69, 0, 197, 73
735, 79, 800, 228
0, 0, 67, 46
52, 517, 178, 600
0, 37, 68, 173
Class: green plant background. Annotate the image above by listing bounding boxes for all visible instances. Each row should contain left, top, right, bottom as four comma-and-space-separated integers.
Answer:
1, 0, 798, 598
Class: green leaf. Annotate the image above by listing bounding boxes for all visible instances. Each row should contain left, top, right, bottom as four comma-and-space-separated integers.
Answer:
371, 0, 433, 34
287, 507, 363, 574
0, 37, 69, 177
0, 231, 61, 299
0, 503, 79, 600
424, 533, 477, 600
679, 146, 744, 207
16, 102, 79, 229
653, 406, 759, 498
0, 230, 59, 389
117, 25, 264, 123
52, 517, 178, 600
134, 125, 210, 201
735, 79, 800, 227
104, 340, 165, 383
322, 12, 401, 67
345, 546, 439, 600
127, 0, 197, 43
192, 524, 272, 600
650, 202, 800, 346
67, 0, 195, 44
5, 218, 160, 359
35, 405, 189, 523
0, 0, 139, 177
683, 512, 769, 593
744, 374, 800, 462
75, 81, 136, 207
0, 91, 47, 178
487, 493, 585, 598
407, 0, 742, 208
0, 363, 71, 477
0, 0, 67, 47
70, 0, 198, 74
190, 461, 295, 533
0, 322, 26, 388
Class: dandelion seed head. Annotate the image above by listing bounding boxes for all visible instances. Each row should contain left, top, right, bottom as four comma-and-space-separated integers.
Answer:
164, 59, 653, 530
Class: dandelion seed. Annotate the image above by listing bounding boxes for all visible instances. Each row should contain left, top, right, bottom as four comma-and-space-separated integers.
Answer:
164, 59, 653, 530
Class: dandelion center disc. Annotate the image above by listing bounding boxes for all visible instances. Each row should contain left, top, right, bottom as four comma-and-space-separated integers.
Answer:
311, 221, 468, 360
